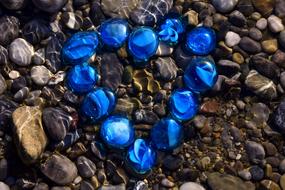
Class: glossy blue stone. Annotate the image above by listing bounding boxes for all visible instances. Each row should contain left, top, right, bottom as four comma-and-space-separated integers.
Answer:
185, 26, 216, 55
126, 139, 156, 174
100, 116, 135, 149
169, 89, 199, 121
184, 57, 218, 93
99, 18, 129, 49
151, 118, 183, 151
158, 18, 185, 45
81, 88, 116, 122
128, 27, 159, 62
62, 31, 99, 65
66, 64, 98, 94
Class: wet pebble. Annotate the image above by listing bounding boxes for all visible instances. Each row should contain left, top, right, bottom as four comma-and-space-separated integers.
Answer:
0, 96, 18, 127
225, 31, 240, 47
45, 34, 64, 73
268, 15, 284, 33
0, 16, 19, 46
31, 66, 53, 86
32, 0, 67, 13
212, 0, 238, 13
33, 48, 45, 65
249, 28, 262, 41
273, 99, 285, 134
22, 19, 51, 44
229, 10, 246, 27
245, 141, 265, 164
256, 18, 267, 30
76, 156, 96, 178
249, 165, 264, 181
153, 57, 178, 81
239, 37, 261, 54
41, 154, 77, 185
9, 38, 34, 66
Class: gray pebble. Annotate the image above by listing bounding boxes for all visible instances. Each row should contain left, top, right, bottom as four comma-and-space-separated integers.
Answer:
0, 16, 19, 46
76, 156, 96, 178
14, 87, 29, 102
275, 0, 285, 18
31, 65, 53, 86
268, 15, 284, 33
45, 34, 64, 73
0, 45, 8, 65
256, 18, 267, 30
279, 30, 285, 49
9, 38, 34, 66
0, 0, 25, 10
245, 141, 265, 164
180, 182, 205, 190
153, 57, 178, 81
212, 0, 238, 13
61, 12, 83, 30
249, 55, 280, 79
22, 19, 51, 44
239, 37, 261, 54
0, 73, 7, 95
238, 170, 252, 181
32, 0, 67, 13
32, 48, 45, 65
0, 158, 8, 180
225, 31, 240, 47
249, 28, 262, 41
217, 60, 240, 76
0, 182, 9, 190
229, 10, 246, 27
249, 165, 264, 181
80, 181, 94, 190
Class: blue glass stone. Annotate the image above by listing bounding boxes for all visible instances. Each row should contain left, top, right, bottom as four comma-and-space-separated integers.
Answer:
169, 89, 199, 121
62, 31, 99, 65
185, 26, 216, 55
151, 118, 183, 151
158, 18, 185, 45
99, 18, 129, 49
100, 115, 135, 149
184, 57, 217, 93
126, 139, 156, 174
81, 88, 116, 122
128, 27, 159, 62
66, 64, 98, 94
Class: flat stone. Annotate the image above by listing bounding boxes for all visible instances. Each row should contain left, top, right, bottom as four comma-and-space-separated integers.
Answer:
9, 38, 34, 66
41, 154, 78, 185
12, 106, 48, 164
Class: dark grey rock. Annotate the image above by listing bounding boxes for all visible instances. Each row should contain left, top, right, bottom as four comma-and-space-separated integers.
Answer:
91, 141, 106, 160
173, 45, 193, 70
217, 60, 240, 77
250, 103, 270, 124
133, 109, 159, 125
11, 76, 27, 93
130, 0, 173, 26
0, 0, 25, 10
23, 19, 51, 45
0, 74, 7, 95
76, 156, 96, 178
245, 141, 265, 164
237, 0, 254, 17
0, 96, 18, 127
273, 98, 285, 134
80, 181, 94, 190
249, 55, 280, 79
32, 48, 45, 65
153, 57, 178, 81
90, 1, 106, 26
9, 38, 34, 66
100, 53, 124, 91
0, 16, 19, 46
279, 30, 285, 49
239, 37, 261, 54
0, 158, 7, 180
14, 87, 29, 102
99, 184, 126, 190
229, 10, 246, 27
238, 170, 252, 181
32, 0, 67, 13
45, 34, 64, 73
279, 159, 285, 173
249, 165, 264, 181
212, 0, 238, 13
61, 12, 83, 30
50, 129, 82, 150
41, 154, 77, 185
272, 50, 285, 68
275, 0, 285, 18
156, 42, 173, 56
163, 155, 183, 171
33, 183, 49, 190
101, 0, 139, 18
43, 107, 72, 141
249, 28, 263, 41
0, 45, 8, 65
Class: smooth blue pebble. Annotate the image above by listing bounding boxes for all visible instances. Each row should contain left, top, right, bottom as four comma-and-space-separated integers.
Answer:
184, 57, 217, 93
151, 118, 183, 151
100, 115, 135, 149
62, 31, 99, 65
127, 139, 156, 174
128, 27, 159, 62
185, 26, 216, 55
99, 18, 129, 49
169, 89, 199, 121
81, 88, 116, 122
66, 64, 98, 94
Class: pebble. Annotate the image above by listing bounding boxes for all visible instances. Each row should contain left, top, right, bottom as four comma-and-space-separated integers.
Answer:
249, 55, 280, 79
268, 15, 284, 33
272, 50, 285, 68
153, 57, 178, 81
0, 45, 8, 65
12, 106, 48, 164
249, 165, 264, 181
101, 0, 139, 18
217, 59, 240, 76
0, 0, 25, 10
245, 70, 277, 100
45, 34, 64, 73
99, 53, 123, 91
211, 0, 238, 13
0, 182, 9, 190
51, 187, 71, 190
261, 39, 278, 54
22, 19, 51, 44
41, 154, 78, 185
43, 107, 73, 141
32, 0, 67, 13
279, 30, 285, 49
80, 181, 94, 190
130, 0, 173, 26
256, 18, 268, 30
239, 37, 261, 54
280, 174, 285, 189
9, 38, 34, 66
179, 182, 205, 190
33, 183, 49, 190
134, 109, 159, 124
238, 170, 252, 181
249, 28, 263, 41
245, 141, 265, 164
229, 10, 246, 27
76, 156, 96, 178
260, 180, 281, 190
275, 0, 285, 18
31, 66, 53, 86
156, 42, 174, 56
273, 99, 285, 134
99, 184, 126, 190
0, 73, 7, 95
0, 16, 19, 46
0, 96, 18, 127
0, 158, 8, 180
252, 0, 275, 16
14, 87, 29, 102
225, 31, 240, 47
61, 12, 83, 30
161, 178, 175, 188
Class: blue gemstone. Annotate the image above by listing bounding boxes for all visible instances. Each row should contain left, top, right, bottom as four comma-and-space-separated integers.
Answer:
151, 118, 183, 151
158, 18, 185, 45
66, 64, 98, 94
184, 57, 217, 93
126, 139, 156, 174
100, 115, 135, 149
169, 89, 199, 121
62, 31, 99, 65
128, 27, 159, 62
99, 18, 129, 49
185, 26, 216, 55
81, 88, 116, 122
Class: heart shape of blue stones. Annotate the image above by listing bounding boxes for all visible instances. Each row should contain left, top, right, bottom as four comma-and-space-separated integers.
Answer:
62, 16, 217, 175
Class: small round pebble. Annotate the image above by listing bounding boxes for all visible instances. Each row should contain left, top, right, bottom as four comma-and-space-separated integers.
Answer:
268, 15, 284, 33
225, 31, 241, 47
31, 65, 53, 86
212, 0, 238, 13
180, 182, 205, 190
9, 38, 34, 66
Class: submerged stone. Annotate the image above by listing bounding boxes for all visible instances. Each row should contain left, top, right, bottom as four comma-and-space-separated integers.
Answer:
100, 115, 135, 149
185, 26, 216, 55
183, 57, 217, 93
151, 118, 183, 151
61, 32, 99, 65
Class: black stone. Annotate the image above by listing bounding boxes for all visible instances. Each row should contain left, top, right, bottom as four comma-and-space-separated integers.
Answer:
0, 16, 19, 46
